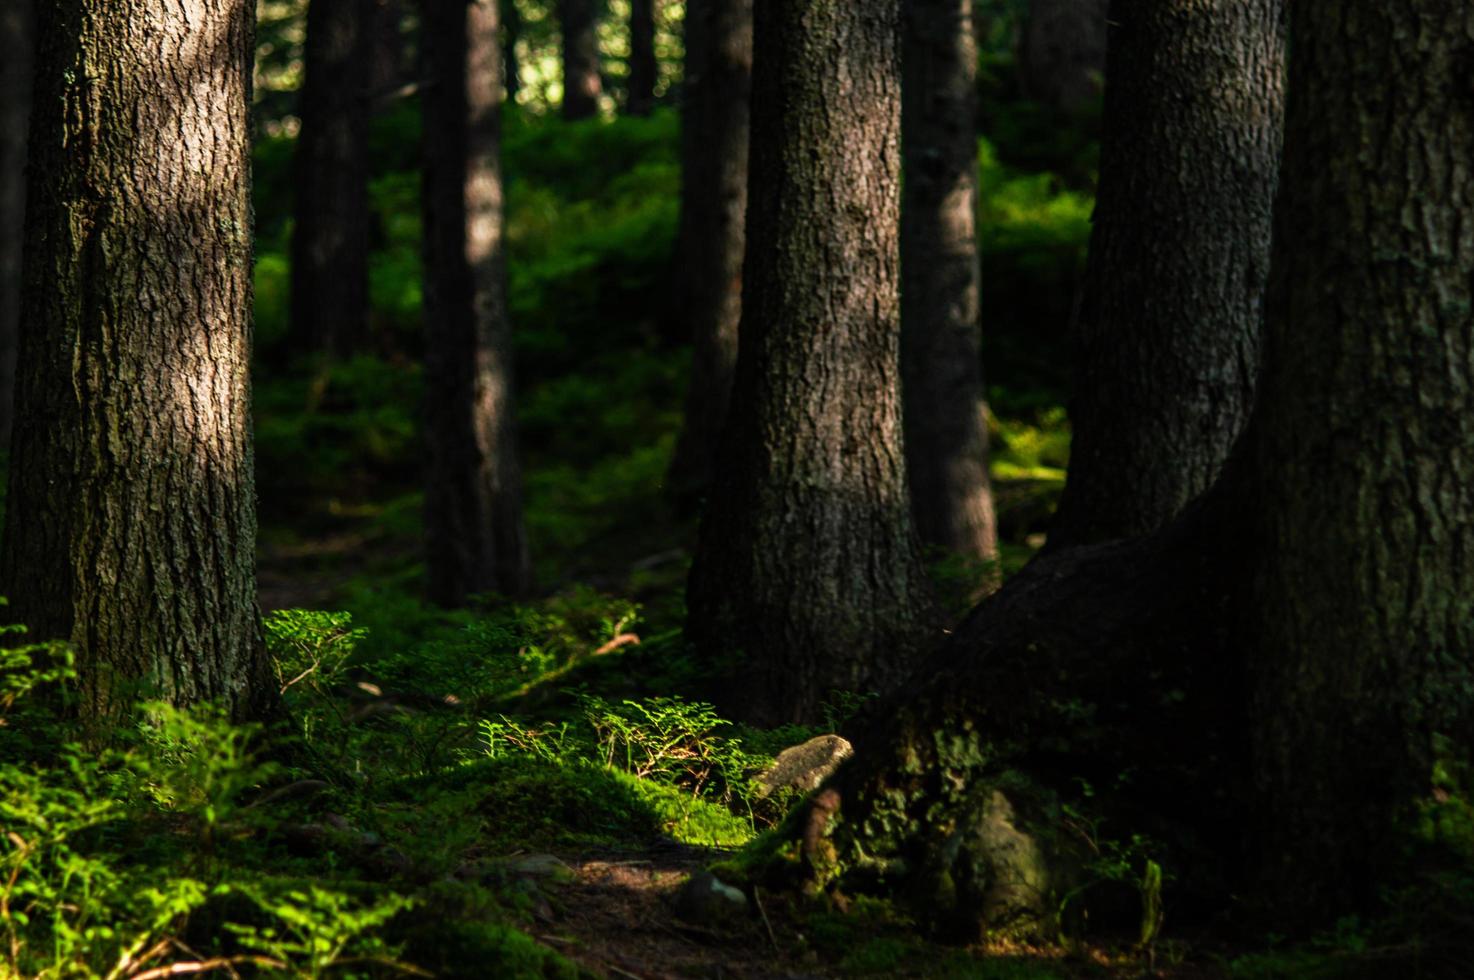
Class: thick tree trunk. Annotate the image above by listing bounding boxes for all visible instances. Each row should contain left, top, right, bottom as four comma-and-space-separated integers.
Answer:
901, 0, 999, 584
798, 489, 1246, 938
665, 0, 752, 505
764, 0, 1474, 940
1246, 0, 1474, 917
0, 0, 271, 722
291, 0, 373, 356
421, 0, 531, 606
560, 0, 602, 120
0, 0, 32, 453
1047, 0, 1284, 548
685, 0, 935, 727
626, 0, 657, 115
1017, 0, 1107, 114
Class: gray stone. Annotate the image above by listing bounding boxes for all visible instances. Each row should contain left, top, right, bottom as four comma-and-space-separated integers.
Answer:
673, 870, 748, 925
958, 789, 1051, 936
756, 734, 853, 797
492, 853, 578, 884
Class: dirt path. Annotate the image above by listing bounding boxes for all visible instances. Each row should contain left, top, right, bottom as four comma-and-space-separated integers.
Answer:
542, 847, 836, 980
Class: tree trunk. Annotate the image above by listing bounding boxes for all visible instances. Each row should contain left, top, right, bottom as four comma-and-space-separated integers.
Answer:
1047, 0, 1284, 548
665, 0, 752, 506
503, 0, 522, 104
797, 489, 1246, 939
1246, 0, 1474, 917
0, 0, 271, 723
626, 0, 657, 115
0, 0, 32, 454
369, 0, 408, 97
421, 0, 532, 607
1017, 0, 1107, 114
560, 0, 602, 120
757, 0, 1474, 939
291, 0, 373, 356
685, 0, 935, 727
901, 0, 999, 585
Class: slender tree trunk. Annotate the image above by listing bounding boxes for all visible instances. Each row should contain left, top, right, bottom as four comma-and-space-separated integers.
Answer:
421, 0, 531, 606
560, 0, 601, 120
1047, 0, 1284, 548
760, 0, 1474, 938
686, 0, 935, 727
0, 0, 271, 723
1017, 0, 1107, 114
665, 0, 752, 505
369, 0, 408, 97
503, 0, 522, 105
0, 0, 32, 453
626, 0, 657, 115
901, 0, 999, 584
1247, 0, 1474, 917
291, 0, 373, 356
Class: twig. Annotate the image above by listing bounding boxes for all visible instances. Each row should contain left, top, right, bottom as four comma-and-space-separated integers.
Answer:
129, 955, 286, 980
593, 633, 641, 657
320, 955, 433, 976
169, 938, 240, 980
754, 886, 779, 950
104, 936, 170, 980
607, 967, 644, 980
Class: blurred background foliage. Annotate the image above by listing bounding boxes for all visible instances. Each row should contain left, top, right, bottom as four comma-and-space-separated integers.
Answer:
248, 0, 1093, 610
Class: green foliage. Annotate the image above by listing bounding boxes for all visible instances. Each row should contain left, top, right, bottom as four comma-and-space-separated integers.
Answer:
472, 691, 780, 846
129, 701, 280, 850
393, 881, 584, 979
223, 882, 415, 978
0, 643, 433, 978
977, 138, 1094, 417
991, 406, 1071, 481
266, 609, 366, 699
254, 356, 421, 511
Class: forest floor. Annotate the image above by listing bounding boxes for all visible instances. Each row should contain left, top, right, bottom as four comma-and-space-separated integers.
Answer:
252, 507, 1265, 980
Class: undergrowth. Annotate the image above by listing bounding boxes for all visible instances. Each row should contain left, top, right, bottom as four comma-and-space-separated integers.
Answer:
0, 594, 819, 978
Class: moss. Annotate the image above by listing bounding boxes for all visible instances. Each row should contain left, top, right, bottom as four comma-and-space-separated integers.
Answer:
802, 896, 1068, 978
710, 814, 811, 889
395, 882, 587, 979
625, 771, 755, 848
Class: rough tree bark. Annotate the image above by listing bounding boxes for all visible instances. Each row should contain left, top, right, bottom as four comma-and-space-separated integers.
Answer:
685, 0, 935, 727
901, 0, 999, 583
1047, 0, 1285, 548
1246, 0, 1474, 915
0, 0, 32, 454
626, 0, 657, 115
665, 0, 752, 505
291, 0, 373, 356
421, 0, 532, 606
764, 0, 1474, 938
1017, 0, 1107, 114
560, 0, 602, 120
0, 0, 272, 722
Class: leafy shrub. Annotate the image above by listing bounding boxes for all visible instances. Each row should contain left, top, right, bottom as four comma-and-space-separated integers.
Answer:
254, 356, 421, 512
0, 642, 425, 978
977, 137, 1094, 417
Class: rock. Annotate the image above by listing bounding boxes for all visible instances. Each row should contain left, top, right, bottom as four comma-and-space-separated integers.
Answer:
503, 853, 578, 884
952, 788, 1052, 939
756, 734, 853, 797
476, 853, 578, 885
673, 870, 748, 925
